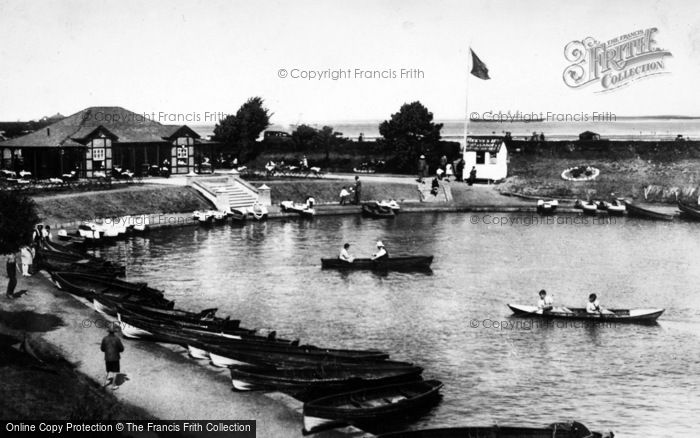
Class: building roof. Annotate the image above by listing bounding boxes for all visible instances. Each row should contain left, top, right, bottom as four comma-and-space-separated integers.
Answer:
1, 106, 199, 148
465, 136, 505, 153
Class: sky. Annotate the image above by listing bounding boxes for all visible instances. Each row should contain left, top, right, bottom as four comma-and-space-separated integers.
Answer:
0, 0, 699, 124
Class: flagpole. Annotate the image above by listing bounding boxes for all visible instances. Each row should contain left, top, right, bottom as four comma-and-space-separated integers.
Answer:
464, 46, 472, 155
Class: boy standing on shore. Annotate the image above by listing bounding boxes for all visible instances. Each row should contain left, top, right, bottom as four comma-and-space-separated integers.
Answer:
101, 325, 124, 390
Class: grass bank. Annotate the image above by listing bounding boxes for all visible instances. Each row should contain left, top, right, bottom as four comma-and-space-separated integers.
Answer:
262, 179, 422, 204
500, 154, 700, 203
33, 185, 213, 225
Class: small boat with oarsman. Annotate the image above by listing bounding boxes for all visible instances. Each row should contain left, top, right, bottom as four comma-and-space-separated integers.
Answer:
322, 256, 433, 271
508, 303, 664, 323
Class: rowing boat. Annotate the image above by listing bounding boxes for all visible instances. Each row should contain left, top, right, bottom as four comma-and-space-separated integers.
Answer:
93, 296, 242, 333
229, 362, 423, 399
678, 201, 700, 221
624, 201, 674, 221
114, 313, 389, 365
303, 380, 443, 435
50, 272, 173, 309
193, 210, 228, 225
35, 246, 125, 277
321, 256, 433, 271
362, 202, 395, 218
115, 310, 259, 340
603, 200, 626, 215
280, 201, 315, 217
574, 199, 598, 215
508, 303, 664, 323
536, 199, 558, 216
377, 421, 612, 438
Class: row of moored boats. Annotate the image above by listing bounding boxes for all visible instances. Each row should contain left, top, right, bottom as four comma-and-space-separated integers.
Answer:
537, 198, 700, 222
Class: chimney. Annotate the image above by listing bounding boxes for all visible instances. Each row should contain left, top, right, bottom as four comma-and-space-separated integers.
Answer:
47, 128, 50, 136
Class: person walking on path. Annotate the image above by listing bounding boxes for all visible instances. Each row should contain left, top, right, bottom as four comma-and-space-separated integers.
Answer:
468, 166, 477, 186
354, 176, 362, 205
417, 155, 427, 182
456, 158, 465, 182
5, 253, 17, 298
101, 325, 124, 390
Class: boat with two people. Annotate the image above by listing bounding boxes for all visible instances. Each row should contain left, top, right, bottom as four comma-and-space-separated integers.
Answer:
508, 289, 664, 324
322, 241, 433, 271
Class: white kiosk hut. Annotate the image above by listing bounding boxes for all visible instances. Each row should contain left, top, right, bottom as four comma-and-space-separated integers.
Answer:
462, 136, 508, 182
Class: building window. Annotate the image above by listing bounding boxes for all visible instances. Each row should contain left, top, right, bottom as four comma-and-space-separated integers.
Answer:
476, 151, 485, 164
489, 153, 498, 164
177, 145, 188, 159
93, 148, 105, 161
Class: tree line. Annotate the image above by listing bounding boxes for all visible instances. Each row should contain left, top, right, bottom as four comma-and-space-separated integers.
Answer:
213, 98, 457, 173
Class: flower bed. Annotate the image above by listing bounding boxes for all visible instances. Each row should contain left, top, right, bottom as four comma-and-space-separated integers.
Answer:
561, 165, 600, 181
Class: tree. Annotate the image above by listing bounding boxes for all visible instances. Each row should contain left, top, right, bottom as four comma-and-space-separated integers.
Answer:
291, 125, 346, 164
312, 126, 346, 164
214, 97, 271, 162
0, 191, 39, 254
379, 101, 443, 172
291, 124, 319, 151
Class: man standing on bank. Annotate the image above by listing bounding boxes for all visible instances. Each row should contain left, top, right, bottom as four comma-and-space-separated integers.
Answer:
101, 325, 124, 390
5, 252, 17, 298
354, 176, 362, 205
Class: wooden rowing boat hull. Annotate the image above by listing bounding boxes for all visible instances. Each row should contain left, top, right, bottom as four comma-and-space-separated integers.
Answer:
303, 380, 443, 435
508, 303, 664, 323
51, 272, 173, 309
624, 201, 674, 221
678, 201, 700, 221
321, 256, 433, 271
377, 421, 610, 438
230, 363, 423, 400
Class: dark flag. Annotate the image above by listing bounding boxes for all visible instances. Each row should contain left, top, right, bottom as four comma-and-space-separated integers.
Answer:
470, 49, 490, 80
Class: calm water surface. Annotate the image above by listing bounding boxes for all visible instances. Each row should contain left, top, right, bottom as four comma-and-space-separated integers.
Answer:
91, 213, 700, 437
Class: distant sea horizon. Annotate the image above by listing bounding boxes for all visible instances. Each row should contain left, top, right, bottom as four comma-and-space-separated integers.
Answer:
192, 115, 700, 142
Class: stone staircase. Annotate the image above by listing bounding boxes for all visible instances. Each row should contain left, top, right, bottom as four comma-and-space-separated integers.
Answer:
203, 182, 258, 210
188, 174, 268, 213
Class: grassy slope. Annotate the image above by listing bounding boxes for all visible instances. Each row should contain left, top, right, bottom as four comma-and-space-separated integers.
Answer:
263, 179, 422, 204
0, 336, 151, 421
500, 154, 700, 203
33, 186, 213, 224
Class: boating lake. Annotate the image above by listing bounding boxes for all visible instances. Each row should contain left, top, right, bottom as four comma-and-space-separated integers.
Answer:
89, 213, 700, 437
